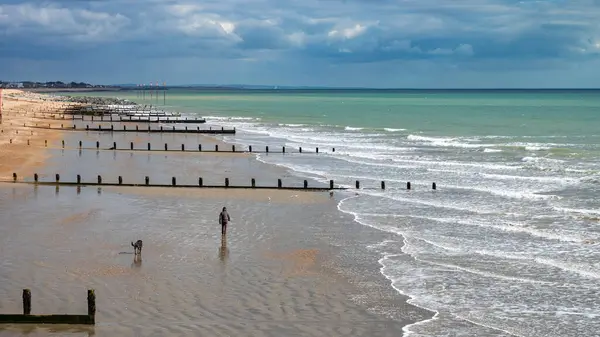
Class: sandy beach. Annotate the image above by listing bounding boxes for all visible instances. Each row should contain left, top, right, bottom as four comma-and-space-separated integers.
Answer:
0, 90, 429, 336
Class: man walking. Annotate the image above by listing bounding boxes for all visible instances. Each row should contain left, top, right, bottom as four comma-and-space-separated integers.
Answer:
219, 207, 231, 236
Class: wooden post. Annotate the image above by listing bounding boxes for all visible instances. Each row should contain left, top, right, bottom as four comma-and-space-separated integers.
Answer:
34, 173, 38, 183
215, 144, 219, 152
316, 147, 319, 153
123, 125, 126, 131
96, 141, 99, 149
199, 177, 203, 186
77, 175, 81, 184
27, 139, 30, 146
266, 146, 269, 153
330, 180, 334, 189
283, 146, 286, 153
278, 179, 282, 189
432, 182, 437, 190
381, 181, 386, 190
299, 147, 302, 153
407, 182, 411, 190
118, 176, 123, 185
172, 177, 176, 186
304, 180, 308, 189
145, 176, 149, 185
355, 180, 360, 189
148, 143, 151, 151
181, 144, 185, 151
79, 140, 82, 148
249, 145, 252, 152
199, 144, 202, 152
251, 178, 256, 187
160, 126, 163, 131
130, 142, 134, 150
164, 143, 168, 151
87, 289, 96, 319
232, 145, 235, 152
225, 178, 229, 187
98, 175, 102, 184
23, 289, 31, 315
13, 172, 16, 182
55, 174, 60, 183
45, 140, 47, 147
136, 125, 139, 131
113, 142, 116, 150
62, 140, 65, 148
332, 148, 335, 152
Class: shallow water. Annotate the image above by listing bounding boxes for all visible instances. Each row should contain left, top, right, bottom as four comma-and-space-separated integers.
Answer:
0, 184, 415, 337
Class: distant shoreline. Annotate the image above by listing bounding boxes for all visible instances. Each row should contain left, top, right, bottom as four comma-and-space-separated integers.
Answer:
22, 87, 600, 94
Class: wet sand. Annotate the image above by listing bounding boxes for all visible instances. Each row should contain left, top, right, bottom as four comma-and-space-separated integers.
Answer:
0, 91, 428, 336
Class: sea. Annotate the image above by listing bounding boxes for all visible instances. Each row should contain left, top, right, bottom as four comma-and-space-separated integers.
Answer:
80, 89, 600, 337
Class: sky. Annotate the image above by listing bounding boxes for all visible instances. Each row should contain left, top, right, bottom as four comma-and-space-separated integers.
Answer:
0, 0, 600, 88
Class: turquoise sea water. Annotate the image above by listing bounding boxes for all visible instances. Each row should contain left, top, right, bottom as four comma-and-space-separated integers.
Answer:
76, 89, 600, 337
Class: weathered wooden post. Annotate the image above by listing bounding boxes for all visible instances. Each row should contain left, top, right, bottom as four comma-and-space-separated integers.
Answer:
148, 125, 151, 132
23, 289, 31, 315
160, 126, 163, 131
110, 124, 113, 131
148, 143, 151, 151
299, 147, 302, 153
278, 178, 282, 188
198, 177, 203, 186
130, 142, 134, 150
87, 289, 96, 321
215, 144, 219, 152
123, 125, 126, 131
77, 175, 81, 184
98, 125, 101, 131
283, 146, 286, 153
98, 175, 102, 184
249, 145, 252, 152
145, 176, 149, 185
79, 141, 82, 148
330, 180, 334, 189
34, 173, 38, 183
113, 142, 117, 150
96, 141, 99, 149
199, 144, 202, 152
62, 140, 65, 148
407, 182, 411, 190
181, 144, 185, 151
266, 146, 269, 153
13, 172, 16, 182
332, 148, 335, 152
55, 173, 60, 183
251, 178, 256, 187
61, 124, 63, 128
316, 147, 319, 153
27, 139, 30, 146
9, 139, 12, 144
172, 177, 176, 186
172, 126, 175, 131
164, 143, 168, 151
432, 182, 437, 190
118, 176, 123, 185
381, 181, 386, 190
225, 178, 229, 187
355, 180, 360, 189
304, 180, 308, 189
45, 140, 47, 147
232, 145, 235, 152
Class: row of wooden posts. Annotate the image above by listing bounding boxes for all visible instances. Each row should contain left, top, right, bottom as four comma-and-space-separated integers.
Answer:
12, 173, 438, 190
25, 123, 235, 134
0, 289, 95, 325
10, 138, 336, 154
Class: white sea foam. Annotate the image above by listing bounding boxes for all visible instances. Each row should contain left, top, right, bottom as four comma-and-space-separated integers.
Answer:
345, 126, 364, 131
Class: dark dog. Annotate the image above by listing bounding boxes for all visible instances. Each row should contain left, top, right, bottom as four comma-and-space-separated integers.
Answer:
131, 240, 143, 255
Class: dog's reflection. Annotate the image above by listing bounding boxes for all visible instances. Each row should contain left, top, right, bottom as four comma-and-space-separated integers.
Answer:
219, 235, 229, 262
131, 254, 142, 268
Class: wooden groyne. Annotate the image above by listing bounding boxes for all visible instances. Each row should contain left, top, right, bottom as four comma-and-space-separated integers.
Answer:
7, 138, 336, 154
9, 172, 439, 191
25, 124, 235, 134
0, 289, 95, 325
31, 114, 206, 124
